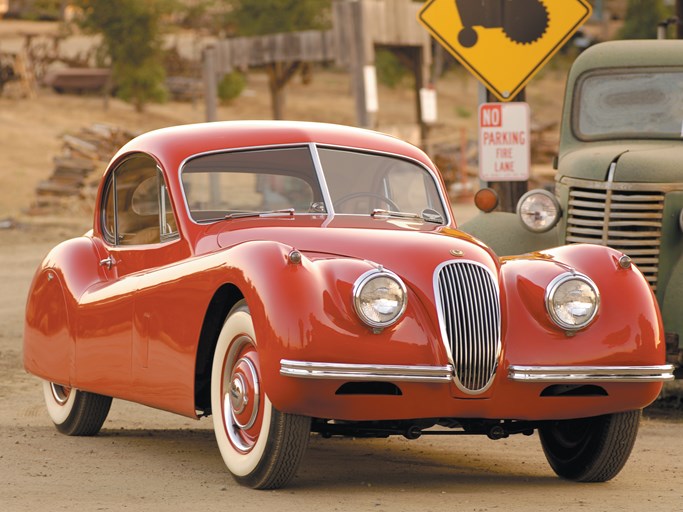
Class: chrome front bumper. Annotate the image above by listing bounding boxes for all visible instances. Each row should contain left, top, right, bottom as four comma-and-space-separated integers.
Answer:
280, 360, 675, 384
280, 359, 454, 383
508, 364, 676, 383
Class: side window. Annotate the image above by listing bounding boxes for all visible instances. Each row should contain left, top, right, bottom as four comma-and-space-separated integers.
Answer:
101, 154, 179, 246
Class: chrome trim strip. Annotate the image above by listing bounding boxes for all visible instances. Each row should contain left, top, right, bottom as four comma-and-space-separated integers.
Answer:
605, 161, 617, 183
308, 142, 335, 222
280, 359, 454, 383
508, 364, 675, 383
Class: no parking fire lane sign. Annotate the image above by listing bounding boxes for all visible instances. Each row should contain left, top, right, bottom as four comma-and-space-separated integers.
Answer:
418, 0, 592, 101
479, 102, 530, 181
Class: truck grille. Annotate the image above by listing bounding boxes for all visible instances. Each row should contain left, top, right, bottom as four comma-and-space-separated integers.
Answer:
435, 262, 501, 393
565, 184, 665, 290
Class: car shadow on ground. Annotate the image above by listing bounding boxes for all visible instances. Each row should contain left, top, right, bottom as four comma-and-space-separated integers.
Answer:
88, 426, 561, 490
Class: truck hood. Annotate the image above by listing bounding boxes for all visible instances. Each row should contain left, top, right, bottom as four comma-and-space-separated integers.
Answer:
560, 141, 683, 183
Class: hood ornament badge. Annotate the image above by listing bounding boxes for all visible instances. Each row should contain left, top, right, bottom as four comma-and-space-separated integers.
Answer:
450, 249, 464, 257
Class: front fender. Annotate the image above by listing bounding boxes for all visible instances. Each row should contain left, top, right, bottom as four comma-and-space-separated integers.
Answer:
223, 243, 447, 415
500, 244, 666, 371
459, 211, 559, 256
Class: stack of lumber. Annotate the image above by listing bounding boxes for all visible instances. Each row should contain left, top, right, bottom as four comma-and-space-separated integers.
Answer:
27, 124, 136, 216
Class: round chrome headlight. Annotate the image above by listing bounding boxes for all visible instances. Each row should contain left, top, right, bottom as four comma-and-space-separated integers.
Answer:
546, 273, 600, 331
517, 190, 561, 233
353, 269, 407, 329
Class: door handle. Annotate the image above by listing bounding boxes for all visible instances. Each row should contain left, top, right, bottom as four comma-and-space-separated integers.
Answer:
99, 255, 116, 270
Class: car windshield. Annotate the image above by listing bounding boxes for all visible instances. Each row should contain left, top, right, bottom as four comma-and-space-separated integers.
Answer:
182, 146, 325, 222
181, 145, 447, 223
318, 147, 447, 221
575, 68, 683, 140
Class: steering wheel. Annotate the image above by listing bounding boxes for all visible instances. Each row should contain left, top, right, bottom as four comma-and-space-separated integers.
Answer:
333, 193, 400, 212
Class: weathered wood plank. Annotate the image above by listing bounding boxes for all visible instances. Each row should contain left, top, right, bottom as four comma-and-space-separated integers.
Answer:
214, 0, 430, 74
216, 30, 336, 74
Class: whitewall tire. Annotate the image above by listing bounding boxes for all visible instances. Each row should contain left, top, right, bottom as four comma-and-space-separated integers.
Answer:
42, 381, 112, 436
211, 300, 310, 489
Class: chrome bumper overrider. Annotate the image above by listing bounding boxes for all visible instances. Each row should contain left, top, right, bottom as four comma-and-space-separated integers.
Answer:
508, 365, 675, 383
280, 359, 454, 383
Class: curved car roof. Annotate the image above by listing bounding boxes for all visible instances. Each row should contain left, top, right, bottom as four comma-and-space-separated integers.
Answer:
110, 120, 434, 175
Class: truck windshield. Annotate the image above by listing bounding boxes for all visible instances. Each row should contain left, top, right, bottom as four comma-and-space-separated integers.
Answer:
575, 68, 683, 140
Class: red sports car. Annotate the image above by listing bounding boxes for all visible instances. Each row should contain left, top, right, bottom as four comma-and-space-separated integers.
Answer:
24, 121, 674, 489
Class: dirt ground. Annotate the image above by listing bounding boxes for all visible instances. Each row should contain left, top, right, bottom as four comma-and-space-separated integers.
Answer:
0, 19, 681, 512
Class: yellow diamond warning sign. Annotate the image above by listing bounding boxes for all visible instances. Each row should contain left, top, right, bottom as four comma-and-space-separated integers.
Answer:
418, 0, 592, 101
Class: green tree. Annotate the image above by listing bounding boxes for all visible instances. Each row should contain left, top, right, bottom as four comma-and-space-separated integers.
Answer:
225, 0, 331, 36
375, 49, 409, 89
618, 0, 672, 40
217, 71, 246, 104
223, 0, 331, 119
76, 0, 170, 112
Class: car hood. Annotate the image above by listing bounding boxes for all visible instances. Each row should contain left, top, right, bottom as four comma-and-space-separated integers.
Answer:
214, 216, 500, 279
559, 141, 683, 183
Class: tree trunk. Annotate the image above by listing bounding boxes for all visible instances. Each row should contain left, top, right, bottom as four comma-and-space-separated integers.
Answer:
266, 62, 302, 120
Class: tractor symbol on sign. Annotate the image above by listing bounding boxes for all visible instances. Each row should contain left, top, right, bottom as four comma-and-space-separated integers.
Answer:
456, 0, 549, 48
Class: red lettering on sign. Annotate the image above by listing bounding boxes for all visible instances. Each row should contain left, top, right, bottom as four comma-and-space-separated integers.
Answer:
480, 104, 502, 127
482, 131, 526, 145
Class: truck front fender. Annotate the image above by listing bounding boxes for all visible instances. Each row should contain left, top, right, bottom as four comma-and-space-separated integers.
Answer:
459, 212, 560, 256
661, 254, 683, 354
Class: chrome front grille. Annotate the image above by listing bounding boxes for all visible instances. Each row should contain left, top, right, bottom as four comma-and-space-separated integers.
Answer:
565, 183, 665, 290
435, 262, 501, 393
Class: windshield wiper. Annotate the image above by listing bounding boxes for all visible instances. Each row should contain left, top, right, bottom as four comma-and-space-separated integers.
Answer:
371, 208, 443, 224
224, 208, 295, 220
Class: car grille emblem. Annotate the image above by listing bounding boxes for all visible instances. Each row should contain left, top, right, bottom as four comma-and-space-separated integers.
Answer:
450, 249, 464, 257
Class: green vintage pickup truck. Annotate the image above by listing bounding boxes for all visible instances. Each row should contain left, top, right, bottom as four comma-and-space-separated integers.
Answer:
462, 40, 683, 372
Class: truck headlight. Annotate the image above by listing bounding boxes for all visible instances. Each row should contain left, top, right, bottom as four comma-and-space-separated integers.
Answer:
517, 189, 561, 233
546, 273, 600, 331
353, 269, 407, 329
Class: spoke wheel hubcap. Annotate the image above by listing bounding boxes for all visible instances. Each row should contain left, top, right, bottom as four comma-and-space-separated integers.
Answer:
222, 336, 262, 453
